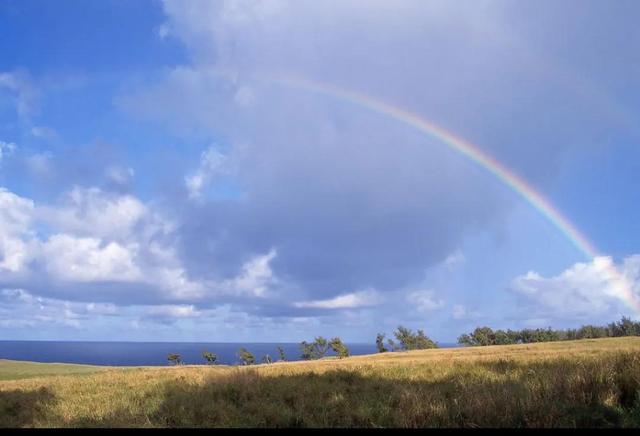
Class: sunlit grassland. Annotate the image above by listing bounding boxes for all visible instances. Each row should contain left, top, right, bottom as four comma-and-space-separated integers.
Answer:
1, 337, 640, 427
0, 360, 109, 381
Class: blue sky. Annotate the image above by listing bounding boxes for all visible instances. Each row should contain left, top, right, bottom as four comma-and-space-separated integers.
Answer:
1, 0, 639, 343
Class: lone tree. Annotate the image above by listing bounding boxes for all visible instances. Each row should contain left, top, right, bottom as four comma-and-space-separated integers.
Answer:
376, 333, 388, 353
167, 353, 183, 365
237, 348, 255, 365
329, 337, 350, 359
202, 351, 217, 364
262, 354, 273, 364
277, 346, 286, 361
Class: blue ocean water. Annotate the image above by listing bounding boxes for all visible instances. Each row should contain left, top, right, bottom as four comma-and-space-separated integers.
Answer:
0, 341, 459, 366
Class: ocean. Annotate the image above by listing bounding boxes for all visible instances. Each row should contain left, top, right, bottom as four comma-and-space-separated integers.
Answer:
0, 341, 459, 366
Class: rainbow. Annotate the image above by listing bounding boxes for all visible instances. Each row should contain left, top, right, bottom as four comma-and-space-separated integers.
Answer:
264, 74, 639, 315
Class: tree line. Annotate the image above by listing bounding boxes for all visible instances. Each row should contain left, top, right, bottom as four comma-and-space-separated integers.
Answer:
457, 316, 640, 346
166, 325, 438, 365
166, 337, 352, 366
165, 317, 639, 365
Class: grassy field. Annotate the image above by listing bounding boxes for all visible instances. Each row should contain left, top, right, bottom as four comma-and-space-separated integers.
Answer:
0, 360, 109, 382
1, 337, 639, 428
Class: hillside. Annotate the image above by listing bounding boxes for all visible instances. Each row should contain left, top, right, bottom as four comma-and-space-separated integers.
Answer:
1, 337, 640, 427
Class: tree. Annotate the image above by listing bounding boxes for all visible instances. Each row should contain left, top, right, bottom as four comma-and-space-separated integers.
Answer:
387, 338, 398, 352
457, 333, 474, 346
413, 329, 437, 349
202, 351, 217, 365
393, 326, 437, 350
167, 353, 182, 365
300, 341, 315, 360
494, 330, 512, 345
611, 316, 640, 337
394, 326, 414, 350
237, 348, 255, 365
262, 354, 273, 364
277, 346, 286, 361
376, 333, 388, 353
329, 337, 350, 359
312, 336, 330, 359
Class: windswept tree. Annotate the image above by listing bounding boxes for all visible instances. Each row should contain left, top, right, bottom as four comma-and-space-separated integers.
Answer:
312, 336, 330, 359
413, 329, 437, 349
329, 337, 350, 359
202, 351, 217, 365
387, 338, 398, 352
167, 353, 183, 365
237, 348, 255, 365
457, 333, 473, 347
376, 333, 388, 353
277, 346, 286, 361
262, 354, 273, 364
300, 336, 333, 360
300, 341, 315, 360
394, 326, 437, 350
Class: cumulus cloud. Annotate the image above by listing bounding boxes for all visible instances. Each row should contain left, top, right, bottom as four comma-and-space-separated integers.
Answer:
0, 288, 116, 329
406, 290, 445, 313
3, 1, 636, 338
511, 255, 640, 320
185, 146, 228, 199
117, 0, 630, 310
293, 289, 381, 309
143, 304, 202, 324
0, 186, 282, 306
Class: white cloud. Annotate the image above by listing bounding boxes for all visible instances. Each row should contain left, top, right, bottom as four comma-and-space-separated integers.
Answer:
37, 187, 152, 240
293, 289, 381, 309
0, 188, 35, 272
147, 304, 201, 318
185, 146, 228, 199
0, 185, 286, 304
157, 23, 170, 40
40, 235, 142, 282
0, 141, 16, 161
227, 248, 277, 297
443, 250, 465, 270
511, 255, 640, 319
24, 152, 53, 178
105, 166, 135, 186
451, 304, 481, 320
0, 71, 40, 120
406, 290, 445, 313
30, 126, 59, 140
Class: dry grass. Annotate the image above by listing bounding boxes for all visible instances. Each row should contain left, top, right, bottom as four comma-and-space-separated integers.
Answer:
1, 337, 640, 428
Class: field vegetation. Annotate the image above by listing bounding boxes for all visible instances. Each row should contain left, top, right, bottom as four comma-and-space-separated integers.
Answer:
1, 337, 639, 428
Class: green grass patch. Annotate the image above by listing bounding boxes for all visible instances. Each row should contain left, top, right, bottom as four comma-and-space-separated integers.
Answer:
0, 360, 108, 381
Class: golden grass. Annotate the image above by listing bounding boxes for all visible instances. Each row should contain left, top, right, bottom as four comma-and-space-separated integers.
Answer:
1, 337, 640, 428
